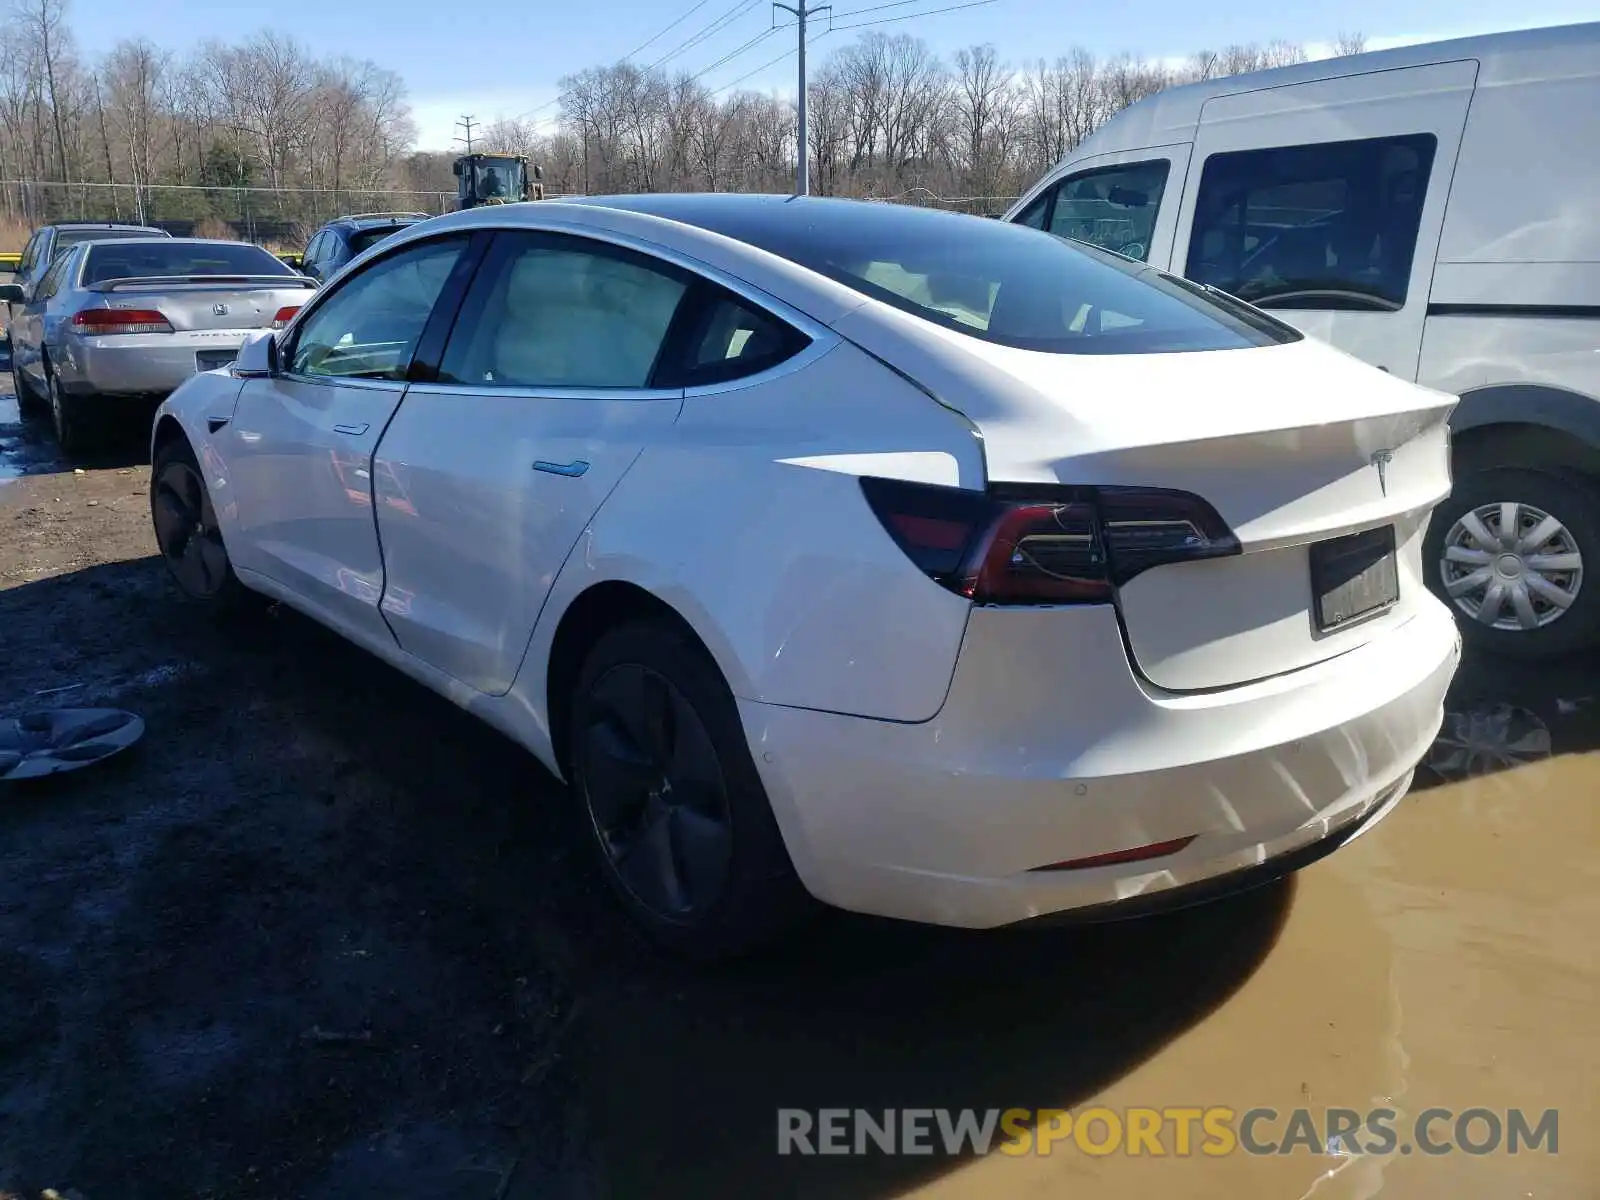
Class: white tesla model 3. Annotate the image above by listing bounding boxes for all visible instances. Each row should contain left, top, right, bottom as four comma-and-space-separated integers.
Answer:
149, 194, 1462, 957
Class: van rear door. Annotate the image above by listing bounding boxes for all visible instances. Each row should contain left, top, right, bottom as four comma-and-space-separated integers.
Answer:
1172, 59, 1479, 382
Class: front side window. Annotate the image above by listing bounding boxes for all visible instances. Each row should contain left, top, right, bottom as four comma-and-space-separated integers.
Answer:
1012, 192, 1050, 231
438, 233, 688, 389
1047, 160, 1170, 261
19, 233, 42, 276
1185, 133, 1437, 311
289, 235, 467, 380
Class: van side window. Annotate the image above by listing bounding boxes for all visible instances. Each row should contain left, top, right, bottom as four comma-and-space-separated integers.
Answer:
1046, 160, 1170, 262
1186, 133, 1437, 312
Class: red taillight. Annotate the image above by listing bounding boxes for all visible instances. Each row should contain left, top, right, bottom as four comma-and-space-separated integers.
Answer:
859, 476, 1239, 605
270, 305, 300, 329
72, 307, 172, 334
1031, 835, 1197, 872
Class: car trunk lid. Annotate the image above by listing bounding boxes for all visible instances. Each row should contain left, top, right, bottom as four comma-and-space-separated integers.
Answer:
87, 276, 315, 332
832, 306, 1457, 691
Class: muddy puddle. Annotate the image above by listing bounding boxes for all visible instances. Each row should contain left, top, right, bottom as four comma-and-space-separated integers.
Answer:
903, 750, 1600, 1198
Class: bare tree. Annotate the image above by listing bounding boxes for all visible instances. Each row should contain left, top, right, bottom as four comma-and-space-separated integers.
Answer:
1333, 31, 1368, 57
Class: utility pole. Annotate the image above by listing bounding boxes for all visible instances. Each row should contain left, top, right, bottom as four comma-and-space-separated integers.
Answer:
772, 0, 829, 195
454, 115, 478, 154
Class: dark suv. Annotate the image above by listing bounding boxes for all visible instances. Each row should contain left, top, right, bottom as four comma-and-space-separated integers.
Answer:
299, 212, 430, 282
6, 222, 170, 337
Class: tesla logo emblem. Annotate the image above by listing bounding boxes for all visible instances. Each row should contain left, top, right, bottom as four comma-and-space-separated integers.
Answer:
212, 302, 229, 316
1371, 450, 1393, 496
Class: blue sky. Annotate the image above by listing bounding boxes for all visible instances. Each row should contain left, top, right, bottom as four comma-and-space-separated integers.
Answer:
66, 0, 1598, 148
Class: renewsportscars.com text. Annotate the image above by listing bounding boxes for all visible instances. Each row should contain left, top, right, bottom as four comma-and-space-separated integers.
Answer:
776, 1106, 1559, 1158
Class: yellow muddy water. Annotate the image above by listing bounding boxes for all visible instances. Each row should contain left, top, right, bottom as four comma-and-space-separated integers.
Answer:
913, 749, 1600, 1198
574, 653, 1599, 1200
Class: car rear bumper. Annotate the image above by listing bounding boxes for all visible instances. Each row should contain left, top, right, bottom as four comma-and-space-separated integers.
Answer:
56, 331, 255, 396
740, 596, 1461, 929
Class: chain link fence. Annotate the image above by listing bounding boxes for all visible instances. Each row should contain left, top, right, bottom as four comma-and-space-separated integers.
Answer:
0, 182, 466, 250
861, 187, 1021, 218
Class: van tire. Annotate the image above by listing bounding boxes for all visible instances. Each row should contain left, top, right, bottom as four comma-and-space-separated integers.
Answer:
1424, 467, 1600, 659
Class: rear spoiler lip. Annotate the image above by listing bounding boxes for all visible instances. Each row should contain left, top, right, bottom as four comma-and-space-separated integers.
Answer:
86, 274, 317, 293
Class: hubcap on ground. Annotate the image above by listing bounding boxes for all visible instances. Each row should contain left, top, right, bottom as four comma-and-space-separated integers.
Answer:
151, 459, 230, 597
1439, 500, 1583, 631
578, 663, 733, 921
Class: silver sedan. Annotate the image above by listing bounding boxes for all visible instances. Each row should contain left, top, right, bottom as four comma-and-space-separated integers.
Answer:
2, 237, 316, 454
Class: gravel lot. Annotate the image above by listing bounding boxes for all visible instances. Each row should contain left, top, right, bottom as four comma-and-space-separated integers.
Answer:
3, 371, 1597, 1199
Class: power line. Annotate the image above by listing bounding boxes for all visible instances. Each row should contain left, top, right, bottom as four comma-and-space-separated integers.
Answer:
828, 0, 997, 30
453, 114, 478, 153
687, 26, 782, 83
509, 0, 759, 121
712, 28, 828, 94
829, 0, 926, 16
622, 0, 717, 59
647, 0, 764, 70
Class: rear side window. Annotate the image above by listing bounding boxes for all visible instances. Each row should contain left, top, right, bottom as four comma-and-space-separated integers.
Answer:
1046, 159, 1169, 261
35, 251, 73, 300
438, 232, 688, 389
653, 290, 810, 388
1185, 133, 1438, 311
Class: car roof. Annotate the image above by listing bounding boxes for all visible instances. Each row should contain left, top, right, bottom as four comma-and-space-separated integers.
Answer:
50, 222, 167, 233
567, 191, 987, 245
332, 215, 426, 232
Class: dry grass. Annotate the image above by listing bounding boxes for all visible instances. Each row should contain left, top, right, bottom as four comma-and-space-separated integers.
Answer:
0, 214, 34, 253
192, 217, 242, 241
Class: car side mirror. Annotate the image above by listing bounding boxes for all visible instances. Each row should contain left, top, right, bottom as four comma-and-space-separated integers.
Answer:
232, 331, 279, 379
0, 282, 25, 303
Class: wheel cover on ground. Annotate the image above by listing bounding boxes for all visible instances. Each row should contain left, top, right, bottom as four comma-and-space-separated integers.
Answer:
151, 458, 231, 598
1439, 500, 1583, 632
578, 663, 734, 922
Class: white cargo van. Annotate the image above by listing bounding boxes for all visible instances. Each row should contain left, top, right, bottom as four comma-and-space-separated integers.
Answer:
1008, 22, 1600, 660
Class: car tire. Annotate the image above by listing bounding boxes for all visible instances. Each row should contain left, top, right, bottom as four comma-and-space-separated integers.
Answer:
1424, 466, 1600, 659
567, 619, 817, 960
150, 435, 249, 609
47, 368, 98, 458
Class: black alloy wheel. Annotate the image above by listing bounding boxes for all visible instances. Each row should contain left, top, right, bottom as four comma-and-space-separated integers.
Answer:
150, 438, 245, 606
569, 621, 815, 958
580, 662, 734, 921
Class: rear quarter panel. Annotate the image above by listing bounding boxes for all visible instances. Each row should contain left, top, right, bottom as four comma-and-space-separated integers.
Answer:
508, 340, 989, 764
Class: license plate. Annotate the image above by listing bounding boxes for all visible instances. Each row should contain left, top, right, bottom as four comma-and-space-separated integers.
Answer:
1309, 526, 1399, 633
195, 349, 236, 372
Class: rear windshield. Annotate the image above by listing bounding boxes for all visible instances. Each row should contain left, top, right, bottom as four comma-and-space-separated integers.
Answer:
612, 197, 1301, 355
55, 228, 168, 255
348, 225, 415, 255
82, 242, 292, 285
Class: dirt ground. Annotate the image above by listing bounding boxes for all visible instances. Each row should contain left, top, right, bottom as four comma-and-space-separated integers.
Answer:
3, 373, 1598, 1199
